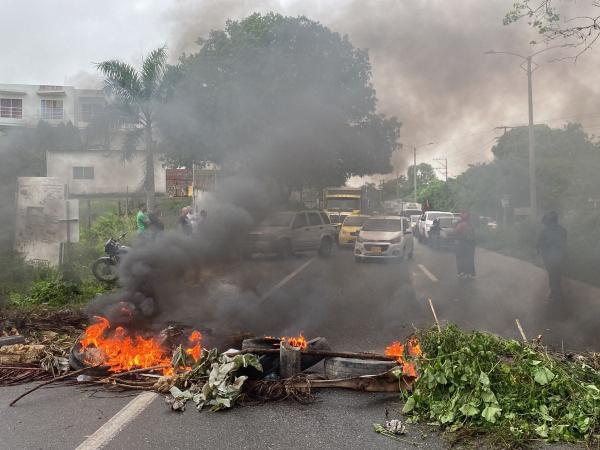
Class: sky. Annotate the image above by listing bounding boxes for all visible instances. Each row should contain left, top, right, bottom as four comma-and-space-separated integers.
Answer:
2, 0, 600, 178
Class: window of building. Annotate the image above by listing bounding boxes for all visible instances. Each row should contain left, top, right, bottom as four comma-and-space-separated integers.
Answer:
0, 99, 23, 119
73, 166, 94, 180
79, 102, 104, 122
41, 99, 63, 120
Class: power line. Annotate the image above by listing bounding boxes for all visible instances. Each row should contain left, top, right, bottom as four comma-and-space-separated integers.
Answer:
432, 157, 448, 182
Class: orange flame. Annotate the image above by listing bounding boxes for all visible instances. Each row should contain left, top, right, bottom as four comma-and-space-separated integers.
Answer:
385, 341, 405, 364
80, 316, 202, 375
402, 361, 418, 378
407, 336, 422, 357
283, 333, 307, 350
385, 337, 421, 378
185, 330, 203, 361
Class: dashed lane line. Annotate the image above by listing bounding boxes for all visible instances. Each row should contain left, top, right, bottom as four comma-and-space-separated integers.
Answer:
418, 264, 439, 283
75, 391, 158, 450
259, 256, 318, 303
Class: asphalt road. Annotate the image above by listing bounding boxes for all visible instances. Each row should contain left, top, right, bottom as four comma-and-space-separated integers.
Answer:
1, 242, 597, 450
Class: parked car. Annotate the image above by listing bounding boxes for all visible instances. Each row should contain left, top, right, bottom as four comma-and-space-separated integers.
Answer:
246, 210, 336, 259
478, 216, 498, 230
354, 216, 414, 262
338, 215, 370, 246
428, 217, 459, 249
418, 211, 455, 242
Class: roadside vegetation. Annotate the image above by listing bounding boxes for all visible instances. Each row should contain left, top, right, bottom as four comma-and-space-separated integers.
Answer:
402, 325, 599, 448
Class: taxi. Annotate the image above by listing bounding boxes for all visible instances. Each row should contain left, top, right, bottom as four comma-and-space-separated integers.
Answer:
338, 215, 370, 246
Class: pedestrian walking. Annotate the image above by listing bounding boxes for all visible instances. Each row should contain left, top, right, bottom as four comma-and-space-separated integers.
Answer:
136, 204, 150, 235
179, 206, 192, 236
537, 211, 567, 303
454, 212, 476, 278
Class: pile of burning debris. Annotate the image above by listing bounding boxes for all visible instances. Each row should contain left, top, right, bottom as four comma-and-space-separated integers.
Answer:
4, 308, 598, 447
5, 313, 419, 409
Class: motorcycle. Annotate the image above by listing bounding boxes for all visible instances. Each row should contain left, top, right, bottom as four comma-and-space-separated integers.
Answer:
91, 232, 129, 282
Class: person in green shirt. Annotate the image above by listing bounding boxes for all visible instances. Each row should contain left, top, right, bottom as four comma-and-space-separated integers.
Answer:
136, 205, 150, 234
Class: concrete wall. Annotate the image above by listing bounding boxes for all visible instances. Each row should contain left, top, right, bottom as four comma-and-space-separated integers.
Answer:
46, 151, 166, 196
14, 177, 79, 266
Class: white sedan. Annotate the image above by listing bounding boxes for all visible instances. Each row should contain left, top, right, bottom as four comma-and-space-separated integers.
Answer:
354, 216, 414, 262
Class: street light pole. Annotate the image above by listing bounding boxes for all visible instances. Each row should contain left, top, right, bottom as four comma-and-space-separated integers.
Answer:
485, 44, 569, 220
526, 55, 537, 221
413, 146, 417, 202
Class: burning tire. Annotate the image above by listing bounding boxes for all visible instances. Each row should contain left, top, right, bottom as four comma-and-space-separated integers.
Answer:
324, 357, 397, 379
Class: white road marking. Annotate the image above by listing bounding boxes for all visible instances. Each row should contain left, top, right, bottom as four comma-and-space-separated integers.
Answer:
418, 264, 439, 283
259, 256, 318, 303
75, 392, 157, 450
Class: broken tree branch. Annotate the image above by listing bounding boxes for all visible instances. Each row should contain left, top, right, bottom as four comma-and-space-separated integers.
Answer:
108, 365, 169, 378
239, 348, 396, 361
428, 298, 441, 332
9, 365, 100, 407
515, 318, 527, 343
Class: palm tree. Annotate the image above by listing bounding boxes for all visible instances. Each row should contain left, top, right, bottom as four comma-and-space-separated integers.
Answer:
96, 47, 168, 207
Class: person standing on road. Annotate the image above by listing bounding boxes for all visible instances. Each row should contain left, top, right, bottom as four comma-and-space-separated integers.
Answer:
136, 205, 150, 235
429, 218, 442, 249
454, 212, 476, 278
537, 211, 567, 302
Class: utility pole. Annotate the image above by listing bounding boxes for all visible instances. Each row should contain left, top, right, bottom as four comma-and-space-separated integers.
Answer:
485, 44, 569, 220
413, 146, 417, 202
433, 158, 448, 182
526, 56, 536, 221
411, 142, 435, 203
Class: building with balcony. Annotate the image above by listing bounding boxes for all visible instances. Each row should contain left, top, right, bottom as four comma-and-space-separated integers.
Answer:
0, 83, 104, 129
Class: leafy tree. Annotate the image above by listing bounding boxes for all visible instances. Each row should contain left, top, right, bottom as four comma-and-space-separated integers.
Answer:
406, 163, 437, 189
418, 179, 456, 212
159, 13, 399, 194
504, 1, 600, 57
97, 47, 171, 207
451, 123, 600, 217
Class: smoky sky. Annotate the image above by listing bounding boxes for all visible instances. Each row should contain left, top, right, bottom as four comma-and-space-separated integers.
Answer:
3, 0, 600, 177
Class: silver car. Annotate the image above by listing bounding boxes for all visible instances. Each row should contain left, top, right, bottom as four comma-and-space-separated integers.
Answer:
246, 210, 336, 259
354, 216, 414, 262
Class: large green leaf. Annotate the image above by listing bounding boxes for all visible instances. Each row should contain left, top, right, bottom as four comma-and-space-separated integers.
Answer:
402, 396, 416, 413
534, 367, 556, 386
481, 405, 502, 423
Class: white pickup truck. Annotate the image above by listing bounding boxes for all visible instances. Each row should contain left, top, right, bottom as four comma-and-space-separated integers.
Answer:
417, 211, 455, 242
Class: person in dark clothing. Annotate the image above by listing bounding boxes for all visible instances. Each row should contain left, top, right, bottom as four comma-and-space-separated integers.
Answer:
429, 218, 442, 249
454, 212, 476, 278
147, 205, 165, 239
179, 206, 192, 236
537, 211, 567, 302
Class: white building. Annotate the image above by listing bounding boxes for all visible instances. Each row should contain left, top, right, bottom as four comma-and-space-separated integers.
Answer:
46, 150, 166, 197
0, 83, 104, 129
